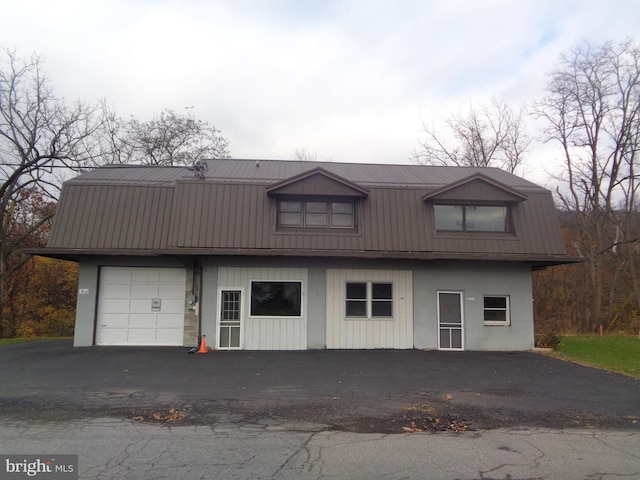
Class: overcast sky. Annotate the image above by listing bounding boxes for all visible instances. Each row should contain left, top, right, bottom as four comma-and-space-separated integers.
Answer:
2, 0, 639, 184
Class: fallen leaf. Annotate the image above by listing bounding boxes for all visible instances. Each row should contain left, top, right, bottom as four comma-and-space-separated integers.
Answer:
403, 424, 423, 433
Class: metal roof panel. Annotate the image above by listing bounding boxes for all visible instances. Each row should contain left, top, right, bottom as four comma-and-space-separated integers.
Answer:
45, 159, 569, 262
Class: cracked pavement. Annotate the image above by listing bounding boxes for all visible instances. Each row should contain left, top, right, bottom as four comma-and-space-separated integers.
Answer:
1, 418, 639, 479
1, 340, 639, 478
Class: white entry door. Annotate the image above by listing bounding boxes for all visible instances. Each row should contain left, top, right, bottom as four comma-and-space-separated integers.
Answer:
218, 289, 242, 349
438, 291, 464, 351
96, 267, 186, 346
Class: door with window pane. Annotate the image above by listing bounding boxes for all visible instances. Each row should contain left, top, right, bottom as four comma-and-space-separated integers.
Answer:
438, 291, 464, 350
219, 290, 242, 349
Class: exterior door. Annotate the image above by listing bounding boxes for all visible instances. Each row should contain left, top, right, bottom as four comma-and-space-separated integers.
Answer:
218, 289, 242, 349
96, 267, 186, 346
438, 291, 464, 351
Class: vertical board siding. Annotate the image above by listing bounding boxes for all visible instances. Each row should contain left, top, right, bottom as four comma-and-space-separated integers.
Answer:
326, 269, 413, 349
217, 267, 308, 350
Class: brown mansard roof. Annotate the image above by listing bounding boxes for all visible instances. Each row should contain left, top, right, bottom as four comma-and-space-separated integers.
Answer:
37, 158, 576, 266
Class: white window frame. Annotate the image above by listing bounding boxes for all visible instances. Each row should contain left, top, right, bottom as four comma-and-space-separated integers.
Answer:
483, 295, 511, 326
345, 281, 394, 320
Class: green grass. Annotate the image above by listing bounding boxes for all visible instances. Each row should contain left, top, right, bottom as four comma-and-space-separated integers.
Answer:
554, 335, 640, 377
0, 337, 70, 346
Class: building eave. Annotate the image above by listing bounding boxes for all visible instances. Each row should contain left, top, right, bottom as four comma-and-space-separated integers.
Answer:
27, 246, 583, 267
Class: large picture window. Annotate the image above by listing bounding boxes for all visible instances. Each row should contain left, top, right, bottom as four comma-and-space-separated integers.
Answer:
345, 281, 393, 319
250, 281, 302, 317
434, 205, 509, 232
483, 295, 510, 325
278, 199, 355, 229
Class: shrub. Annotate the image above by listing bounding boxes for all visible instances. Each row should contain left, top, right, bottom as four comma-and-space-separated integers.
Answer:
535, 332, 563, 350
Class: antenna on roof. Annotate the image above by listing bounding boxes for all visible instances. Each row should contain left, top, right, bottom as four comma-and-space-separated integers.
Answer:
187, 160, 208, 179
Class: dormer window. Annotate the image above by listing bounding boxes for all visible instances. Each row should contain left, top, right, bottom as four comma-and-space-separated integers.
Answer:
424, 173, 526, 235
434, 204, 509, 232
278, 199, 355, 229
267, 167, 368, 232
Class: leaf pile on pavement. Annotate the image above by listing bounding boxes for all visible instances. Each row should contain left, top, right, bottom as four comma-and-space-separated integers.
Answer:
131, 407, 188, 423
402, 403, 472, 432
403, 415, 472, 433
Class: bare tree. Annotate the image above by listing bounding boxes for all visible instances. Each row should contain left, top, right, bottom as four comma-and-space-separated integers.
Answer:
290, 147, 332, 162
415, 97, 530, 174
0, 48, 104, 336
105, 108, 230, 166
533, 40, 640, 332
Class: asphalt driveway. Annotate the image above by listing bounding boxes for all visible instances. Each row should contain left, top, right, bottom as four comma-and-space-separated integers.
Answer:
1, 340, 638, 432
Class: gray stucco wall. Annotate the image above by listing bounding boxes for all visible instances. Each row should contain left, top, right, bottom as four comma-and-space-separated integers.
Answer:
73, 256, 535, 351
413, 262, 534, 350
74, 261, 99, 347
306, 265, 327, 349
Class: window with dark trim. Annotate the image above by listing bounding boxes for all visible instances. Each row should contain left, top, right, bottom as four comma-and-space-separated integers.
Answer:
345, 281, 393, 319
434, 205, 509, 232
483, 295, 510, 325
278, 199, 355, 228
250, 281, 302, 317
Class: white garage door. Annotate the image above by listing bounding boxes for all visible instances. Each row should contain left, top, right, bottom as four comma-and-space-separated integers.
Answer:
96, 267, 187, 346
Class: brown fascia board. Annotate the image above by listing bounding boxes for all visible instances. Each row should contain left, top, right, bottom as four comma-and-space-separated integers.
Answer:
266, 167, 370, 197
27, 246, 583, 267
24, 248, 169, 262
422, 173, 528, 203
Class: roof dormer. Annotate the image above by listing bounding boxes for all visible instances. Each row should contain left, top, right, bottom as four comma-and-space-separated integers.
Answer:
266, 167, 369, 198
422, 173, 527, 204
424, 173, 527, 234
267, 168, 368, 231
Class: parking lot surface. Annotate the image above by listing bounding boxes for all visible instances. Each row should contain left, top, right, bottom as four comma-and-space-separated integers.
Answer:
1, 340, 638, 431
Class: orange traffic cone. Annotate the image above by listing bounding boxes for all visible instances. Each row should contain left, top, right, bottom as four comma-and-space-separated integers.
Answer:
197, 334, 208, 354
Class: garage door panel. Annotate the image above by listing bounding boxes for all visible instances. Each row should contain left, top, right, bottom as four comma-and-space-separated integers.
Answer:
99, 299, 130, 314
128, 298, 184, 314
129, 298, 155, 313
131, 284, 159, 297
96, 267, 186, 346
128, 328, 157, 344
129, 313, 157, 328
99, 313, 129, 328
97, 328, 128, 345
131, 269, 160, 283
101, 268, 132, 283
100, 283, 131, 298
